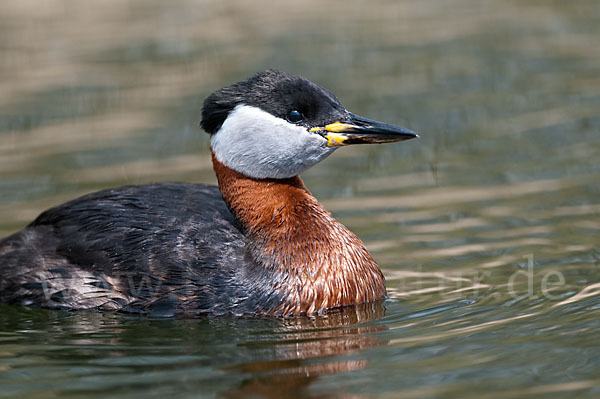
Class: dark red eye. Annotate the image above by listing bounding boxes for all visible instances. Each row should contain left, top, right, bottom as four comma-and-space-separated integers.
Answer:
286, 110, 304, 123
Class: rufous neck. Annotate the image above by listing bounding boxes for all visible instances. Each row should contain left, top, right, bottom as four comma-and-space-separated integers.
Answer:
211, 152, 314, 237
211, 151, 386, 316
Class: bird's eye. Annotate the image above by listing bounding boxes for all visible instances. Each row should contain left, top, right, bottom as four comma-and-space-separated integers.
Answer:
286, 110, 304, 124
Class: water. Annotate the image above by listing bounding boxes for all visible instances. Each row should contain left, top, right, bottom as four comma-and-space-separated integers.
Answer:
1, 0, 599, 397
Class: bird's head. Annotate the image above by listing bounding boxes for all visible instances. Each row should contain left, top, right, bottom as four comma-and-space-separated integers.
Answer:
202, 70, 417, 179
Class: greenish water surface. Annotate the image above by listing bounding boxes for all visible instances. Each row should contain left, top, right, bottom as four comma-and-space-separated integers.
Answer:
0, 0, 599, 398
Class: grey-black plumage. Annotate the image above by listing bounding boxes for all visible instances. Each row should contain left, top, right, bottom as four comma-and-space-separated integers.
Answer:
0, 183, 287, 316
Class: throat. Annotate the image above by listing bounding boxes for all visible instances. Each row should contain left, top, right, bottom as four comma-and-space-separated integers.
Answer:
211, 152, 386, 316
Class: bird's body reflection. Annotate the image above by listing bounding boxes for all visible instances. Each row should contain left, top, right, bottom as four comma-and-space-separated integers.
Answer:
224, 301, 388, 398
0, 302, 388, 397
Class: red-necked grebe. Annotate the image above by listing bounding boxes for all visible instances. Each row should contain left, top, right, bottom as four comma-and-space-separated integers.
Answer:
0, 70, 417, 317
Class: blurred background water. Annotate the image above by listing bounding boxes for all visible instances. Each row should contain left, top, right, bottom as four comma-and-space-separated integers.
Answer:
0, 0, 599, 398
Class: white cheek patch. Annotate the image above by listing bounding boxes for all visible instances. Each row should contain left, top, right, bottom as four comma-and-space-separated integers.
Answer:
211, 104, 336, 179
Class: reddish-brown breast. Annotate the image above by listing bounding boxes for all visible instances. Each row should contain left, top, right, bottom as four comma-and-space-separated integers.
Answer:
212, 153, 386, 316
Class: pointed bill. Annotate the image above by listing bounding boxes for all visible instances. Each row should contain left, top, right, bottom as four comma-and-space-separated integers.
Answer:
310, 113, 418, 147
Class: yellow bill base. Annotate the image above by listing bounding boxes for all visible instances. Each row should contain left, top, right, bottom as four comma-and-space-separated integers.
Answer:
309, 122, 355, 146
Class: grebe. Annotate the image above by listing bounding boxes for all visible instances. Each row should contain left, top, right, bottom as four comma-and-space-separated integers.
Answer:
0, 70, 417, 317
